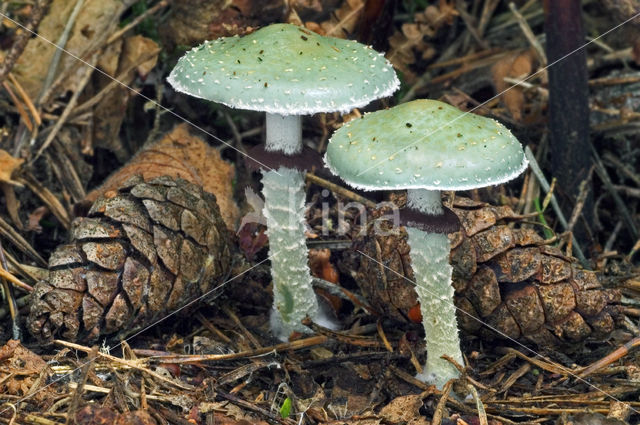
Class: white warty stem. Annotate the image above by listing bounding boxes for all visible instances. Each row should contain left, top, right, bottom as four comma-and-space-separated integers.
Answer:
405, 228, 463, 389
261, 168, 318, 340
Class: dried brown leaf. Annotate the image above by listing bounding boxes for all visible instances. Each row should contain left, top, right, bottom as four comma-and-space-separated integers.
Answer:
120, 35, 159, 78
0, 149, 24, 185
491, 49, 536, 121
96, 38, 122, 77
0, 340, 51, 401
14, 0, 125, 98
379, 394, 430, 425
309, 248, 339, 284
93, 35, 160, 161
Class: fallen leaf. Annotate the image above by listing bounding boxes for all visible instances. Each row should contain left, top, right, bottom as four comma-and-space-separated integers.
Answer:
309, 248, 342, 313
0, 149, 24, 185
14, 0, 125, 98
309, 248, 339, 284
121, 35, 159, 78
379, 395, 429, 425
0, 340, 51, 401
491, 49, 536, 121
96, 37, 122, 77
93, 35, 160, 161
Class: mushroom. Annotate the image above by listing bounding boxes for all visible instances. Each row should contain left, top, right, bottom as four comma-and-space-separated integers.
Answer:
325, 99, 527, 387
168, 23, 399, 340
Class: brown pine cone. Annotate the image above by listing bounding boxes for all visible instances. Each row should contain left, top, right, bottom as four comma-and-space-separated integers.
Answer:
27, 175, 232, 343
353, 197, 621, 346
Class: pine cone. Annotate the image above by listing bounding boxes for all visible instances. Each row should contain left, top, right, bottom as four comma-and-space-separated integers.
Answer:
353, 197, 621, 346
27, 176, 232, 343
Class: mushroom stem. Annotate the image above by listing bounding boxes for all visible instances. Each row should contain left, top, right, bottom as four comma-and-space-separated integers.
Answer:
262, 167, 319, 340
407, 189, 443, 215
405, 228, 463, 389
265, 113, 302, 155
262, 111, 319, 340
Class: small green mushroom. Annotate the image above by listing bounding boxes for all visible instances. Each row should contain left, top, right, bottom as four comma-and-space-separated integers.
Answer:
325, 99, 527, 387
168, 23, 399, 340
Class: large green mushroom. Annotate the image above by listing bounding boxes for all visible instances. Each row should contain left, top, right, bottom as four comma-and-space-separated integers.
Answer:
325, 99, 527, 387
168, 23, 399, 340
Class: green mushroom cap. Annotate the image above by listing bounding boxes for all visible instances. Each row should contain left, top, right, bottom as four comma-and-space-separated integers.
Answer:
168, 23, 399, 115
325, 99, 528, 191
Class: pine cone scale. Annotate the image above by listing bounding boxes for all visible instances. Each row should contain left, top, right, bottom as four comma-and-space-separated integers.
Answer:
48, 244, 84, 267
537, 282, 576, 323
71, 217, 123, 239
471, 225, 514, 262
144, 200, 183, 231
105, 295, 129, 333
504, 284, 546, 333
83, 241, 126, 270
122, 257, 147, 310
148, 265, 175, 314
82, 296, 102, 331
97, 195, 153, 232
154, 226, 182, 274
86, 270, 118, 306
50, 268, 86, 291
122, 224, 157, 264
130, 182, 168, 201
467, 266, 501, 317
